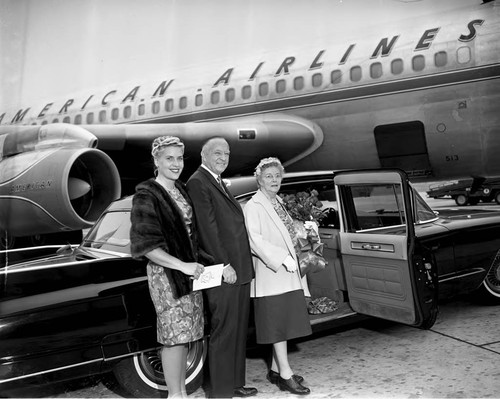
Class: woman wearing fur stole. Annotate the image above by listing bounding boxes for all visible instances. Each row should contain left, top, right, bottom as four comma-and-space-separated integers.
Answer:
130, 136, 209, 398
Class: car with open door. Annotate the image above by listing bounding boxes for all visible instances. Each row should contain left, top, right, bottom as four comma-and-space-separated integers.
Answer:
1, 169, 499, 397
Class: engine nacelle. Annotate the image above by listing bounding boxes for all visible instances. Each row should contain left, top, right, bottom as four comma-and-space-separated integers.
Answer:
0, 147, 121, 236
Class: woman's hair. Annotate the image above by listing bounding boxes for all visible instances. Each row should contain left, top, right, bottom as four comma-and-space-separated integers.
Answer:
151, 135, 184, 158
254, 157, 285, 181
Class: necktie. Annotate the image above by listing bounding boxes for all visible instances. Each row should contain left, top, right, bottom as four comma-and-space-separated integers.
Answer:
217, 176, 228, 196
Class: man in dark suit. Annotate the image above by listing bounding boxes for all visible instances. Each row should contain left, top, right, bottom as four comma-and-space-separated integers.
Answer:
186, 137, 257, 398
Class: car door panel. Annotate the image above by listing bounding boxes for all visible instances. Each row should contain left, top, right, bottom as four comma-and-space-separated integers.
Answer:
334, 169, 438, 328
319, 227, 347, 292
340, 232, 416, 324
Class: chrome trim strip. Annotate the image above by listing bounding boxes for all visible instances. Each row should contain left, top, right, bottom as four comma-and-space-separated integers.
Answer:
0, 251, 131, 274
103, 346, 160, 362
0, 358, 102, 384
0, 244, 76, 254
439, 269, 484, 283
0, 257, 103, 274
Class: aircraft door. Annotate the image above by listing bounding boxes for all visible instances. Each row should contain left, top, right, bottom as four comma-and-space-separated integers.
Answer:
334, 169, 438, 328
374, 121, 432, 179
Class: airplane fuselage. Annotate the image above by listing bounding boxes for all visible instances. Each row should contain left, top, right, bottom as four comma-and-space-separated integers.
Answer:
1, 0, 499, 244
1, 3, 499, 185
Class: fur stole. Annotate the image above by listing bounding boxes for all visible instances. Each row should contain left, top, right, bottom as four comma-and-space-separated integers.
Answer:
130, 178, 201, 298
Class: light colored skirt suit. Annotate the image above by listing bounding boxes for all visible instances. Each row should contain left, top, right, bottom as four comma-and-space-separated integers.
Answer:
243, 189, 312, 344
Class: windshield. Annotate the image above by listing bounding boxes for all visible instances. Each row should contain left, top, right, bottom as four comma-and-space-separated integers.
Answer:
81, 210, 131, 255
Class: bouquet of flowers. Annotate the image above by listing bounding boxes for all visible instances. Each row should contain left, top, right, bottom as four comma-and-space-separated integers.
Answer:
280, 190, 327, 276
279, 190, 325, 223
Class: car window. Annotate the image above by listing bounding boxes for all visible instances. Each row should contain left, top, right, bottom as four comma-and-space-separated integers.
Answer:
412, 187, 438, 223
234, 176, 340, 228
344, 184, 406, 233
280, 180, 339, 228
82, 211, 131, 254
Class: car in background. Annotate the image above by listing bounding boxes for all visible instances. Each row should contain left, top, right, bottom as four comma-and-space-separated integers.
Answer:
1, 169, 499, 397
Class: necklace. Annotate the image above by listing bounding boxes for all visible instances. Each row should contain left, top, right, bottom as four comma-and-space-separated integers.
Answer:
156, 177, 179, 194
261, 189, 278, 206
164, 185, 179, 194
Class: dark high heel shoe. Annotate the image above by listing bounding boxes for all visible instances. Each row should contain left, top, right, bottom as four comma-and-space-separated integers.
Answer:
267, 369, 304, 384
277, 376, 310, 395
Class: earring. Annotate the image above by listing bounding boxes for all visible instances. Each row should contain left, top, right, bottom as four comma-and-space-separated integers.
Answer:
154, 168, 158, 177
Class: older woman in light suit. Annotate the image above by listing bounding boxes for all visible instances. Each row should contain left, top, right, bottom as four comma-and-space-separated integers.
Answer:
243, 157, 312, 396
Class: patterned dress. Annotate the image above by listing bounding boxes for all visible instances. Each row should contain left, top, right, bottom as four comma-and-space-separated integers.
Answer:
273, 200, 299, 248
147, 187, 204, 346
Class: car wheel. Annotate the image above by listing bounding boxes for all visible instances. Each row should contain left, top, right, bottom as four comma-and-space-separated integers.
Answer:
478, 259, 500, 304
455, 194, 468, 206
113, 338, 207, 397
495, 192, 500, 205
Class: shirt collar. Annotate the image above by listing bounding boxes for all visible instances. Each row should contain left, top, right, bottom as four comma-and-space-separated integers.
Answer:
201, 164, 220, 181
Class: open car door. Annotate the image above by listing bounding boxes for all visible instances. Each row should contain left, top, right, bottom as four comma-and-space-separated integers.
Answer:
334, 169, 438, 329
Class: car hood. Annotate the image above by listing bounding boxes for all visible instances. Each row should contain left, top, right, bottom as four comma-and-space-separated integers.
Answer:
416, 209, 500, 238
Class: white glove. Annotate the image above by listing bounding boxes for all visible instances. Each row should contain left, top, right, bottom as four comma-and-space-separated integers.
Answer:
282, 255, 297, 272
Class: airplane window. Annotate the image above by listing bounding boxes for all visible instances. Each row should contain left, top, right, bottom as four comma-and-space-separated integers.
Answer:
112, 108, 119, 120
312, 73, 323, 87
41, 120, 48, 125
242, 85, 252, 99
86, 112, 94, 124
99, 110, 106, 122
63, 116, 70, 123
370, 62, 383, 79
435, 51, 447, 67
259, 82, 269, 96
350, 66, 362, 82
52, 118, 59, 123
75, 114, 82, 124
239, 129, 256, 140
391, 59, 403, 75
124, 106, 132, 118
457, 46, 471, 64
331, 70, 342, 84
152, 101, 160, 114
276, 79, 286, 94
195, 94, 203, 106
138, 104, 145, 116
412, 55, 425, 72
165, 99, 174, 112
211, 91, 220, 104
225, 88, 235, 102
294, 76, 304, 91
179, 96, 187, 109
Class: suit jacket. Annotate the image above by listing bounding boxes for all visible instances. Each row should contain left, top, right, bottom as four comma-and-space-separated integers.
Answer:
186, 166, 254, 285
243, 189, 311, 298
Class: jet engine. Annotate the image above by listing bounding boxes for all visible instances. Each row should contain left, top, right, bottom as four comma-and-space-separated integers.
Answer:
0, 147, 121, 237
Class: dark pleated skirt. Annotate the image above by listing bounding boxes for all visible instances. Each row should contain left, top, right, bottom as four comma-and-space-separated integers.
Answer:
253, 289, 312, 344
